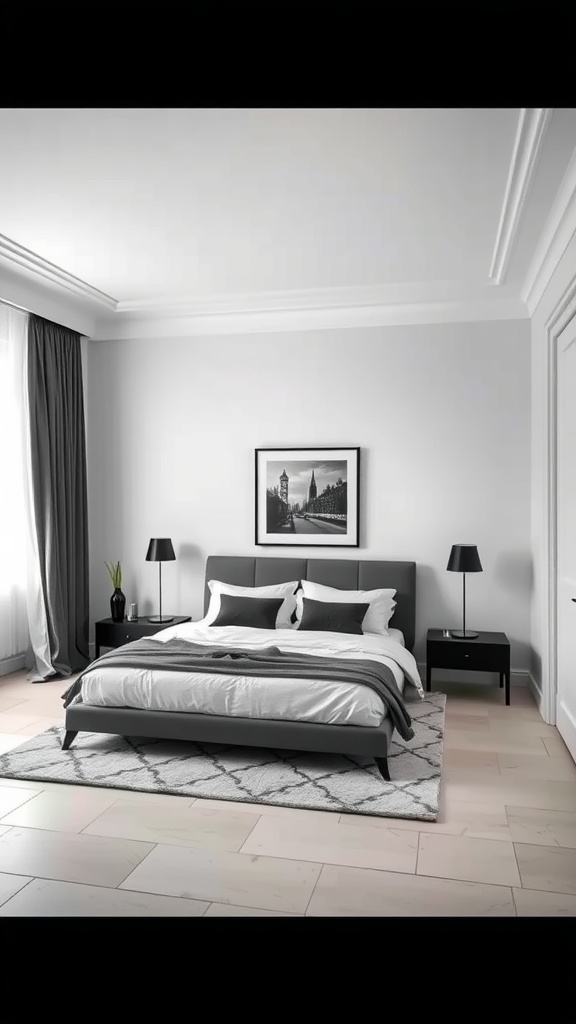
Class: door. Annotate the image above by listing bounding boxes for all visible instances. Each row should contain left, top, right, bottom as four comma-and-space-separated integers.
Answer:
557, 315, 576, 760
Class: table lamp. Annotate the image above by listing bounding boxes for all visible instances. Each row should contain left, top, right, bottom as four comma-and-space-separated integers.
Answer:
447, 544, 483, 638
146, 538, 176, 623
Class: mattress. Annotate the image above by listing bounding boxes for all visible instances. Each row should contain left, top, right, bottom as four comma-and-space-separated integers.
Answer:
80, 621, 424, 729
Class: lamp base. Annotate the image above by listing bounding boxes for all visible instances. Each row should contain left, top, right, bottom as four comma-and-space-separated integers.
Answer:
147, 616, 174, 624
450, 629, 479, 639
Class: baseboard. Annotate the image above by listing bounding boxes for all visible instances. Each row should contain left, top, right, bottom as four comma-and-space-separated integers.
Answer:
508, 669, 530, 687
527, 671, 545, 712
417, 663, 529, 687
0, 653, 26, 678
557, 699, 576, 761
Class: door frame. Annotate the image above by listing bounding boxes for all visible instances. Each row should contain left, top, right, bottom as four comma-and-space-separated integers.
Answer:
544, 273, 576, 725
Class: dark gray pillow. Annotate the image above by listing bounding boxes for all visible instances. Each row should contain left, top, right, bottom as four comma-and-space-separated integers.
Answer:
210, 594, 284, 629
297, 598, 370, 635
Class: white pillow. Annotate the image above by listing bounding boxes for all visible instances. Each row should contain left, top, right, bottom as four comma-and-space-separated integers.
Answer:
205, 580, 299, 630
295, 580, 396, 635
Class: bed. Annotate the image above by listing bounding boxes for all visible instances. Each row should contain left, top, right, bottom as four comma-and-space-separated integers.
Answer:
62, 556, 421, 780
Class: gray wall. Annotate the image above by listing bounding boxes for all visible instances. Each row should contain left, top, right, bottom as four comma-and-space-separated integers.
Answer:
86, 319, 531, 669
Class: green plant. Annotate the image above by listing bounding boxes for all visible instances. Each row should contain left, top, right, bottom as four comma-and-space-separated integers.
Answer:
105, 560, 122, 589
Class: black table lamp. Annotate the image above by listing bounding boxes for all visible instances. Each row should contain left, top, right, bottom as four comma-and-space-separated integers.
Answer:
447, 544, 483, 639
146, 538, 176, 623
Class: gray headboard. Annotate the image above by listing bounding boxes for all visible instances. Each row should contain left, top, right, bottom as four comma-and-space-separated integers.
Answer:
204, 556, 416, 651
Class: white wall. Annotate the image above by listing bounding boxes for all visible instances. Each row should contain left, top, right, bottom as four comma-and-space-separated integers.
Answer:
530, 228, 576, 713
86, 319, 531, 670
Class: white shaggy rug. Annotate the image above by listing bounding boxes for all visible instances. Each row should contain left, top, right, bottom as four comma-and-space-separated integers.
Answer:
0, 693, 446, 821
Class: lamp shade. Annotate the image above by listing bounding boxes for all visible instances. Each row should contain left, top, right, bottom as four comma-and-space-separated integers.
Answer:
146, 538, 176, 562
447, 544, 483, 573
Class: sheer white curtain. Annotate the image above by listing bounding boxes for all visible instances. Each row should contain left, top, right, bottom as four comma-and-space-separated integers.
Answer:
0, 304, 29, 663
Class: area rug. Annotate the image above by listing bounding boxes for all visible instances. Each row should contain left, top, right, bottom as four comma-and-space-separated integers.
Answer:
0, 693, 446, 821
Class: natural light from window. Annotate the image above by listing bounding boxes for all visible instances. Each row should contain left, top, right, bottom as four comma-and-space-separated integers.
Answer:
0, 311, 29, 660
0, 336, 27, 593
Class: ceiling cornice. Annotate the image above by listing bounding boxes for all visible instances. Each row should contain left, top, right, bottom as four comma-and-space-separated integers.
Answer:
115, 281, 504, 318
489, 108, 551, 285
522, 143, 576, 315
0, 255, 530, 341
0, 233, 117, 309
93, 288, 528, 340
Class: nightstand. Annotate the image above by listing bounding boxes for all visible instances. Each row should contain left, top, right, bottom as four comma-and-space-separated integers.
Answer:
426, 628, 511, 705
94, 615, 192, 658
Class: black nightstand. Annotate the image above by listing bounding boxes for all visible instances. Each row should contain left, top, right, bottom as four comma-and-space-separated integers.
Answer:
426, 628, 511, 705
94, 615, 192, 658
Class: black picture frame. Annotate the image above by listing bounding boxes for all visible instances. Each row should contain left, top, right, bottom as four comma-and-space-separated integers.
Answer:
255, 447, 360, 547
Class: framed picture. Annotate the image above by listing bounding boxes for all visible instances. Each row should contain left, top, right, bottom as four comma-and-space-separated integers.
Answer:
255, 447, 360, 547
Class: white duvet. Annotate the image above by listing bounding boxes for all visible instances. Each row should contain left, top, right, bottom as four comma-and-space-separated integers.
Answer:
80, 620, 424, 729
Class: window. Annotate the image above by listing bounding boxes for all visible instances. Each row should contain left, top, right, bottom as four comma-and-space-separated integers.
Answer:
0, 304, 29, 660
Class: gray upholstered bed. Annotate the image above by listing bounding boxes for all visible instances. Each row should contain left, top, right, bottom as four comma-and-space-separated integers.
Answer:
63, 556, 416, 780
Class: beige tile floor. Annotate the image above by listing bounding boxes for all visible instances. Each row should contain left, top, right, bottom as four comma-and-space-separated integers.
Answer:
0, 671, 575, 916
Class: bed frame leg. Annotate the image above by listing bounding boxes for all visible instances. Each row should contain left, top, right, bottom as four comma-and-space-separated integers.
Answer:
375, 756, 391, 781
62, 730, 78, 751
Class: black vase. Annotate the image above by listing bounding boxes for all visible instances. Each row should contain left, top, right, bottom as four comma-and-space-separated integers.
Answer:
110, 587, 126, 623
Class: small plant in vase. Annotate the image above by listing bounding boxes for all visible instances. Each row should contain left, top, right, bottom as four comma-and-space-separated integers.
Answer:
106, 561, 126, 623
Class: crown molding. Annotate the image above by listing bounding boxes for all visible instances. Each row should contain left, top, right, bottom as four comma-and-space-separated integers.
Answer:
0, 238, 528, 340
113, 281, 525, 318
522, 143, 576, 316
489, 108, 551, 285
116, 281, 479, 317
93, 290, 528, 340
0, 233, 117, 310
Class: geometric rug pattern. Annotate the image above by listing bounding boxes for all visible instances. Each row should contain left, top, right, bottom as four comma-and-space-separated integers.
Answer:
0, 693, 446, 821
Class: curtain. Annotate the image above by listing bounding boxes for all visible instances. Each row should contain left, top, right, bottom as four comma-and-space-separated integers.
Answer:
0, 304, 29, 664
27, 314, 89, 678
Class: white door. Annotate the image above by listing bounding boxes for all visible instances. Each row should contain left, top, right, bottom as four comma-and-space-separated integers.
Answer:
557, 315, 576, 760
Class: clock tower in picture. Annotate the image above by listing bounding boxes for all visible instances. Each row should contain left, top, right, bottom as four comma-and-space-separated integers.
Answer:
280, 468, 289, 506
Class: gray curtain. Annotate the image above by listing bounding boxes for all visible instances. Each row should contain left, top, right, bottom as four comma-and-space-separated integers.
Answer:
28, 314, 89, 678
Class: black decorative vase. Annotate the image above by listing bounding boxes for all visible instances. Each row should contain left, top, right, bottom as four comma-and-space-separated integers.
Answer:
110, 587, 126, 623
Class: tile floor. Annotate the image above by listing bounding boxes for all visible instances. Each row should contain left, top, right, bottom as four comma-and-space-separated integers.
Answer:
0, 672, 575, 916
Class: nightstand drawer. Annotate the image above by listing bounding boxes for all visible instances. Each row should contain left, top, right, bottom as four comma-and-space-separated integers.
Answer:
96, 622, 146, 648
429, 640, 508, 672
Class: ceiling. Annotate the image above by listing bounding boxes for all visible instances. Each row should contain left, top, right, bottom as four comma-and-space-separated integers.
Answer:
1, 107, 575, 337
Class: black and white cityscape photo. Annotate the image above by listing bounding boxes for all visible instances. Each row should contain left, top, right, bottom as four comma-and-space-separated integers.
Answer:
255, 447, 359, 546
267, 461, 347, 535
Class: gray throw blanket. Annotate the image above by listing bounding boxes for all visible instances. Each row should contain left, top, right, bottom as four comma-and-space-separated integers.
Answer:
62, 638, 414, 741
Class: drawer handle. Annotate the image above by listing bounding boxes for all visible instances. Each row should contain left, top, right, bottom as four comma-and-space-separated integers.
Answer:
464, 654, 469, 659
